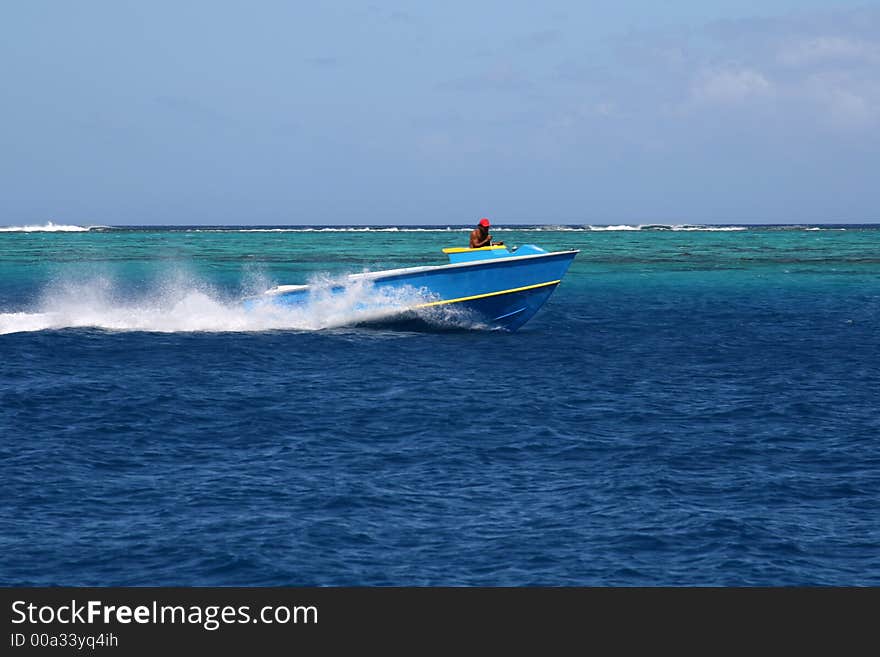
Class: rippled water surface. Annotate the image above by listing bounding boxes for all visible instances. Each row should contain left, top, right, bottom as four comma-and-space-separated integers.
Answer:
2, 223, 879, 585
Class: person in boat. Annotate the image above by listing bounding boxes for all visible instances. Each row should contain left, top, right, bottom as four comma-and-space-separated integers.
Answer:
469, 217, 504, 248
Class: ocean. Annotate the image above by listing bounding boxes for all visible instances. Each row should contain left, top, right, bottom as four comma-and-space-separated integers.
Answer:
1, 222, 878, 585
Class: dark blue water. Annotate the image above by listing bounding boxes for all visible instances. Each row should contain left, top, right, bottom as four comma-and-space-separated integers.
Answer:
1, 225, 879, 585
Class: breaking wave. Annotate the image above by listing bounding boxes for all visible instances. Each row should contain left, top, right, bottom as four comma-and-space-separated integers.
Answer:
3, 223, 863, 234
188, 224, 753, 232
0, 221, 106, 233
581, 224, 748, 231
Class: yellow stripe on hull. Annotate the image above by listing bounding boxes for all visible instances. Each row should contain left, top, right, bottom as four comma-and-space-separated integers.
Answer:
441, 245, 507, 254
414, 280, 561, 308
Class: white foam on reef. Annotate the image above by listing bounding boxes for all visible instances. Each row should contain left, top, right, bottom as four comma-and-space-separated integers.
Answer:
0, 221, 102, 232
182, 224, 757, 233
585, 224, 644, 231
583, 224, 748, 231
0, 274, 442, 335
124, 224, 769, 233
189, 227, 470, 232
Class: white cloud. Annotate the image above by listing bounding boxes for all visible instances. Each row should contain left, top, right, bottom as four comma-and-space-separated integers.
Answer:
594, 101, 616, 116
777, 36, 880, 67
512, 29, 563, 51
690, 68, 772, 105
799, 72, 878, 129
629, 9, 880, 131
825, 88, 873, 127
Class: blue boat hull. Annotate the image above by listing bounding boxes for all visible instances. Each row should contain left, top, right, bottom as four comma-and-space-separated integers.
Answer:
371, 251, 576, 331
251, 246, 578, 332
423, 279, 563, 331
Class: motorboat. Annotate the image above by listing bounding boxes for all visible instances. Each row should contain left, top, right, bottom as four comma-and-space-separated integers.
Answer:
246, 244, 579, 331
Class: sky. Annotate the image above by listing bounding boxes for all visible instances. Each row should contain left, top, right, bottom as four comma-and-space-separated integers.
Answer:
1, 1, 878, 225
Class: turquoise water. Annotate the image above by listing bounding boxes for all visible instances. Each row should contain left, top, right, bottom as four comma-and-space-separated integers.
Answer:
1, 223, 878, 585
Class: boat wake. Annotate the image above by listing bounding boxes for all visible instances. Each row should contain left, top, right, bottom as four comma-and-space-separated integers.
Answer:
0, 274, 481, 335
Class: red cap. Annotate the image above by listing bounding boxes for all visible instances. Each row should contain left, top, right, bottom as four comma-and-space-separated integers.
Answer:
479, 217, 490, 227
